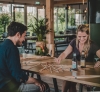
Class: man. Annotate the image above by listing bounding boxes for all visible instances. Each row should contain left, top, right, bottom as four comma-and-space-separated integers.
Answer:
0, 21, 50, 92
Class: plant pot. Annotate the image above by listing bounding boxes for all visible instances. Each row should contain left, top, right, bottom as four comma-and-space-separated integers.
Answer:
35, 41, 45, 55
36, 41, 45, 47
37, 34, 43, 41
35, 41, 48, 56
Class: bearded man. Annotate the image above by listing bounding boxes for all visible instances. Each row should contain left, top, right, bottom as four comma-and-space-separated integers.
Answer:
0, 21, 50, 92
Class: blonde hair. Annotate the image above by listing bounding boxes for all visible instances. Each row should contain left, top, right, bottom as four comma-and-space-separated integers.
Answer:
76, 24, 90, 57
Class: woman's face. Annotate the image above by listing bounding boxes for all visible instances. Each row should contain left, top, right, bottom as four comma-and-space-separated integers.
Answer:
77, 31, 88, 44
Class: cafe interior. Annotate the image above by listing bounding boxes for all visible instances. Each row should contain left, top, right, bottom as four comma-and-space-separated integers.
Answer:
0, 0, 100, 92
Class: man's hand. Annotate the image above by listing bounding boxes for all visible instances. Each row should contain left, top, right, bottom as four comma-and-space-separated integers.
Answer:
34, 80, 46, 92
26, 77, 46, 92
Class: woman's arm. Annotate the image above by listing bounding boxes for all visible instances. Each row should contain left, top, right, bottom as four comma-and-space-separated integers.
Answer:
96, 49, 100, 58
55, 44, 73, 63
94, 50, 100, 67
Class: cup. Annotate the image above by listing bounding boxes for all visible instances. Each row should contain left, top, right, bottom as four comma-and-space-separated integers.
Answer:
22, 53, 26, 59
17, 47, 23, 54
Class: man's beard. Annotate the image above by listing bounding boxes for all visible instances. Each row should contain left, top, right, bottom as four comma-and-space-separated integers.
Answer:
16, 40, 22, 47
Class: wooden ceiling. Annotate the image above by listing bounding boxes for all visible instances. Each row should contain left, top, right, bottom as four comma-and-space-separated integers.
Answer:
0, 0, 87, 6
54, 0, 87, 5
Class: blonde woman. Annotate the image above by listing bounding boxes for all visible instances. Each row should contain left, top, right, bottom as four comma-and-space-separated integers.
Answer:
55, 24, 100, 92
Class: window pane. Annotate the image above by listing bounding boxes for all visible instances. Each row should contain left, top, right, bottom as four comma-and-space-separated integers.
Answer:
54, 7, 66, 33
12, 4, 24, 24
68, 8, 75, 28
68, 4, 87, 28
27, 6, 37, 36
38, 8, 45, 18
0, 3, 11, 36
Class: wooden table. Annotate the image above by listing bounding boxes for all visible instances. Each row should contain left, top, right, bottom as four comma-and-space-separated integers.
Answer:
21, 55, 100, 92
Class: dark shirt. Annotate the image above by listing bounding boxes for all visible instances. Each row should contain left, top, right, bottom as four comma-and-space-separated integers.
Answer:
0, 39, 28, 88
69, 39, 100, 62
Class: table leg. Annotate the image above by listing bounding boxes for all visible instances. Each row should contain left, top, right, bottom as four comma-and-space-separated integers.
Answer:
24, 39, 27, 49
53, 78, 59, 92
30, 72, 34, 77
79, 84, 83, 92
37, 74, 41, 81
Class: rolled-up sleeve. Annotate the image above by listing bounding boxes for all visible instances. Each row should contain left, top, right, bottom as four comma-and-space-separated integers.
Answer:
6, 45, 28, 83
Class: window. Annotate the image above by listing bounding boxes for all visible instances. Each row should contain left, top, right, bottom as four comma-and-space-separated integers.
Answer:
0, 3, 11, 34
54, 7, 66, 33
38, 7, 45, 18
0, 7, 2, 12
27, 6, 37, 36
12, 4, 24, 24
67, 4, 87, 28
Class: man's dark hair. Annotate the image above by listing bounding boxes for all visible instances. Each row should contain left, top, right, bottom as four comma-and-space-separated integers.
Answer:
7, 21, 27, 36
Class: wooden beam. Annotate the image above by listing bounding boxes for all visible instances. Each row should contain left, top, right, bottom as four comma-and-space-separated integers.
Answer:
0, 0, 45, 6
54, 0, 87, 5
46, 0, 54, 44
46, 0, 55, 57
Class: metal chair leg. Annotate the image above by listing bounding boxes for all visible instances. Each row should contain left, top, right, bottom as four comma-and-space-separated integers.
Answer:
53, 78, 59, 92
79, 84, 83, 92
37, 74, 41, 81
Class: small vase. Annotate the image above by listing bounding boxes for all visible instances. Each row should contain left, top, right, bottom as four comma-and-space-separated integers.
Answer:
35, 41, 45, 55
36, 41, 45, 47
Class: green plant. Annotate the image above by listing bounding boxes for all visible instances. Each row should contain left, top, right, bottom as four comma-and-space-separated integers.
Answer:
15, 11, 24, 24
0, 13, 10, 32
28, 17, 49, 41
68, 9, 76, 27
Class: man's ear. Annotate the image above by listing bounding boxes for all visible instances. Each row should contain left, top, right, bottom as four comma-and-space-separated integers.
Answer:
16, 32, 21, 38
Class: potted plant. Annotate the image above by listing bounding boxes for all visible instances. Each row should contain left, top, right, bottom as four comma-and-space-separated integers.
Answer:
28, 17, 49, 41
0, 13, 10, 39
0, 13, 10, 32
28, 17, 50, 56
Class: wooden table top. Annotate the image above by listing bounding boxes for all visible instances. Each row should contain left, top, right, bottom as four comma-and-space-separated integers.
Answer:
21, 55, 100, 87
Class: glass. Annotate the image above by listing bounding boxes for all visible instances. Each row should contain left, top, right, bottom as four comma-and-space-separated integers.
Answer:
54, 7, 66, 33
67, 3, 87, 28
38, 8, 45, 18
24, 49, 29, 54
13, 6, 24, 24
27, 6, 37, 36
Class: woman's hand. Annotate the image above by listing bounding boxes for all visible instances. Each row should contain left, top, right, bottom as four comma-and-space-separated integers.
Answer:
54, 46, 71, 64
94, 61, 100, 68
54, 57, 61, 64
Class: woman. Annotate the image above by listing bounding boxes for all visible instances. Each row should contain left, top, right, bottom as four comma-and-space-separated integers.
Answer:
55, 24, 100, 92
